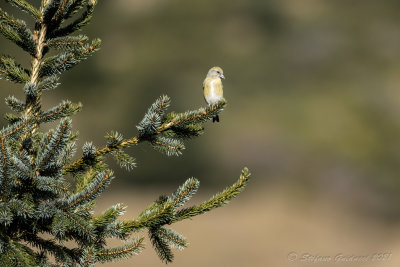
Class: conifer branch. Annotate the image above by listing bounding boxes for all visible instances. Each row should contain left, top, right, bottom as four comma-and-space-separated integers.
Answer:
116, 168, 250, 263
64, 136, 140, 173
22, 233, 78, 264
95, 237, 144, 263
1, 240, 38, 266
149, 228, 174, 263
81, 247, 95, 267
60, 170, 113, 210
172, 167, 251, 222
38, 100, 82, 123
157, 227, 187, 250
64, 99, 226, 173
37, 75, 59, 90
60, 210, 95, 241
0, 14, 35, 56
5, 0, 41, 19
120, 169, 250, 234
151, 137, 184, 156
0, 55, 30, 83
46, 35, 88, 50
2, 118, 32, 137
36, 119, 71, 172
121, 199, 174, 232
111, 149, 136, 171
168, 177, 199, 209
5, 96, 25, 112
92, 203, 126, 228
10, 154, 31, 180
36, 176, 69, 193
157, 100, 226, 132
50, 0, 97, 38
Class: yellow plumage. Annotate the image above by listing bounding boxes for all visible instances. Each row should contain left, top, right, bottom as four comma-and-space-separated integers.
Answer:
203, 77, 223, 105
203, 66, 225, 122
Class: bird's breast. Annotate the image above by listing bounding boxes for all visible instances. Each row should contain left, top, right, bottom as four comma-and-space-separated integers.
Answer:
204, 78, 223, 105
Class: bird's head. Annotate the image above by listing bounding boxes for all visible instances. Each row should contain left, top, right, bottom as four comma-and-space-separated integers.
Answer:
207, 66, 225, 80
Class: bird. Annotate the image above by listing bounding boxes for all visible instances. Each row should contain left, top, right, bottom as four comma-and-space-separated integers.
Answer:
203, 66, 225, 122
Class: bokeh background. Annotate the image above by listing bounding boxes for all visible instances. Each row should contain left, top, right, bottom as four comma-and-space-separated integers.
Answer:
2, 0, 400, 266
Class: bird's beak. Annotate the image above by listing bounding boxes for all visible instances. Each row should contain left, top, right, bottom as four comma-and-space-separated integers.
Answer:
220, 74, 225, 79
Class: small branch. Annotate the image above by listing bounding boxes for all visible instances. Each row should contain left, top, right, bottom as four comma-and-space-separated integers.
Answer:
96, 237, 144, 260
64, 137, 140, 173
172, 167, 250, 223
156, 101, 224, 133
63, 170, 113, 209
64, 101, 224, 173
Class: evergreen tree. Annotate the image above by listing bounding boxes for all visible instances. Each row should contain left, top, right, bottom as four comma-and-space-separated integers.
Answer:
0, 1, 250, 266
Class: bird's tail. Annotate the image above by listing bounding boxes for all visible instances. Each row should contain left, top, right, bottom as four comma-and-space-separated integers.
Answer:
212, 115, 220, 123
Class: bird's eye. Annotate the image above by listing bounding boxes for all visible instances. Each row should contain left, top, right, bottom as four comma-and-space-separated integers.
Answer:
216, 71, 220, 74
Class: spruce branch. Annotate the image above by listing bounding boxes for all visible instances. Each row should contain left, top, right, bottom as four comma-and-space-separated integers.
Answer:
80, 247, 96, 267
117, 168, 250, 262
64, 98, 226, 173
37, 75, 60, 91
149, 227, 174, 263
137, 94, 171, 136
38, 100, 82, 123
172, 167, 251, 222
121, 169, 250, 232
168, 177, 199, 209
157, 227, 187, 250
35, 175, 69, 195
0, 10, 36, 56
95, 237, 144, 263
92, 203, 126, 229
64, 136, 140, 173
157, 99, 226, 132
59, 170, 113, 210
1, 118, 32, 137
5, 0, 41, 19
22, 233, 78, 264
10, 154, 32, 180
46, 35, 89, 50
39, 39, 101, 78
59, 210, 95, 242
50, 0, 98, 38
111, 149, 136, 171
0, 55, 30, 83
5, 95, 25, 112
0, 239, 38, 266
36, 118, 72, 172
151, 136, 185, 156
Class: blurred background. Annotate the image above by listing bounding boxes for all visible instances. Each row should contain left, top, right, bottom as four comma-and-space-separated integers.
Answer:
2, 0, 400, 266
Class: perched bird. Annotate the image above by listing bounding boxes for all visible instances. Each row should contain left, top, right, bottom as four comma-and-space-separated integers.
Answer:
203, 66, 225, 122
